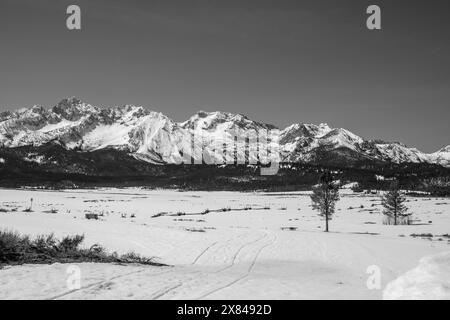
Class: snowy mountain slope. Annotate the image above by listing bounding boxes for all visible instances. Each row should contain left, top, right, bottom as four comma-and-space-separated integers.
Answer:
180, 110, 276, 132
279, 122, 448, 166
428, 146, 450, 167
180, 111, 279, 164
0, 97, 448, 167
0, 98, 113, 148
279, 123, 370, 163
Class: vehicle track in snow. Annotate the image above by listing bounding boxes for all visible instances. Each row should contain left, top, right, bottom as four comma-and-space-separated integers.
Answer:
48, 267, 173, 300
213, 232, 269, 273
191, 241, 219, 265
196, 232, 277, 300
50, 232, 259, 300
153, 230, 276, 300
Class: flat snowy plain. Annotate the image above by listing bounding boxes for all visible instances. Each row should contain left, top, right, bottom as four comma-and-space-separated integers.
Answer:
0, 187, 449, 300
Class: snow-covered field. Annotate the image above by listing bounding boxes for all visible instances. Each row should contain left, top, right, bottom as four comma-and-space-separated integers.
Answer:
0, 188, 449, 300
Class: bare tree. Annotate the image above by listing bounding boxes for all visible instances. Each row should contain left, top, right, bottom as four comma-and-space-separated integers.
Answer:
310, 171, 340, 232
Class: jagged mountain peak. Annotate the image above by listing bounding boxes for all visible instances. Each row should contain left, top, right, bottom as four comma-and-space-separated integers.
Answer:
306, 123, 332, 134
16, 104, 47, 116
428, 145, 450, 167
52, 97, 100, 121
437, 145, 450, 153
280, 122, 368, 163
0, 98, 449, 167
322, 127, 364, 143
282, 123, 333, 138
180, 110, 275, 132
184, 110, 250, 123
58, 96, 82, 106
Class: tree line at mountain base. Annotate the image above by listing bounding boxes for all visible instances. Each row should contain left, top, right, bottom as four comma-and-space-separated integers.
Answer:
1, 163, 449, 196
0, 144, 449, 195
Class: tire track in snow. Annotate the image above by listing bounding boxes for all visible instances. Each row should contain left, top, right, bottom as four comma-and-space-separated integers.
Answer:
150, 283, 183, 300
48, 267, 172, 300
192, 241, 219, 265
214, 232, 269, 273
76, 233, 250, 300
190, 232, 247, 267
151, 233, 258, 299
154, 231, 276, 300
51, 231, 273, 300
196, 232, 277, 300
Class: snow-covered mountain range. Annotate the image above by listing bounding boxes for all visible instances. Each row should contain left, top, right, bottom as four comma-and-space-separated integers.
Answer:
0, 97, 449, 167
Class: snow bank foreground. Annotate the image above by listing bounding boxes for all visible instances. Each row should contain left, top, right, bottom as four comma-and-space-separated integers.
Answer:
383, 252, 450, 300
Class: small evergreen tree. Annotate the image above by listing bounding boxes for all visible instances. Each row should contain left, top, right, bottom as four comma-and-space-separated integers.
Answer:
382, 181, 410, 225
310, 171, 340, 232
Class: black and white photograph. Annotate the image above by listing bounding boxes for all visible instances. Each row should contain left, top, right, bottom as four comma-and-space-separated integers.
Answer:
0, 0, 449, 303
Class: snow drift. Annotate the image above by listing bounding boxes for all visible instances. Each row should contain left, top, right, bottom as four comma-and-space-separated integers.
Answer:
383, 251, 450, 300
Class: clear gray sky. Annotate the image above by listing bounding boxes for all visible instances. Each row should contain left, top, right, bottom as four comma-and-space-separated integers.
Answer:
0, 0, 449, 152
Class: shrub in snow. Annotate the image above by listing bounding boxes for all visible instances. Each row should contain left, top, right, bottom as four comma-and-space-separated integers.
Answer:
85, 213, 99, 220
0, 230, 164, 267
23, 198, 34, 212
